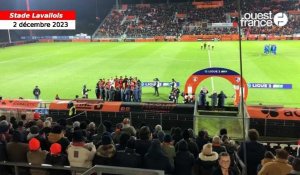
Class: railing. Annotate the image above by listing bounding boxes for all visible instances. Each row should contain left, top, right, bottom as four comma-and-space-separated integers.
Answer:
0, 161, 87, 175
234, 152, 247, 175
82, 165, 164, 175
0, 162, 164, 175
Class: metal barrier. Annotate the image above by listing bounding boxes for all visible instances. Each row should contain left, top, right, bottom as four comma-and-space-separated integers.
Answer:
0, 161, 87, 175
234, 152, 247, 175
0, 162, 164, 175
82, 165, 164, 175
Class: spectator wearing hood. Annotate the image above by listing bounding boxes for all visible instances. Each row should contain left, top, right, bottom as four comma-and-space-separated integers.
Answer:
144, 139, 173, 173
174, 140, 195, 175
161, 134, 176, 167
93, 135, 116, 166
115, 137, 142, 168
175, 129, 199, 158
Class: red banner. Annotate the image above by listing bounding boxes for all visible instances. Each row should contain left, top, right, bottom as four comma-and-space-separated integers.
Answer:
247, 106, 300, 121
0, 10, 76, 20
0, 99, 40, 110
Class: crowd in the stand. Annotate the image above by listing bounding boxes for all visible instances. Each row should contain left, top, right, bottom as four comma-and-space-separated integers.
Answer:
93, 76, 142, 102
1, 113, 300, 175
94, 1, 300, 38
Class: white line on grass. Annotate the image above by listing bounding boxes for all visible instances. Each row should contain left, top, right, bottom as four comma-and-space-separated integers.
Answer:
207, 48, 215, 91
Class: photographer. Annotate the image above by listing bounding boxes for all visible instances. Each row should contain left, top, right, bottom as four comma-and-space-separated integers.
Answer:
82, 84, 91, 98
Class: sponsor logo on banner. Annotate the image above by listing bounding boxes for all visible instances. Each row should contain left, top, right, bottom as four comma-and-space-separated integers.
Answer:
240, 11, 288, 27
248, 106, 300, 121
248, 83, 292, 89
141, 82, 180, 87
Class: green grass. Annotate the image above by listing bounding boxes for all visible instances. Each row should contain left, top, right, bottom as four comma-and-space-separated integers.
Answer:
0, 41, 299, 107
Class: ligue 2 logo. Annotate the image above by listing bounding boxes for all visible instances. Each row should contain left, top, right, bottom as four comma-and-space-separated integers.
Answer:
273, 12, 288, 27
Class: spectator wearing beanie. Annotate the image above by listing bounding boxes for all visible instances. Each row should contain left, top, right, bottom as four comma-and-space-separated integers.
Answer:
258, 149, 292, 175
27, 125, 47, 150
175, 129, 199, 158
144, 139, 173, 173
93, 135, 116, 166
115, 137, 142, 168
67, 130, 96, 169
45, 143, 70, 175
33, 112, 41, 121
47, 125, 70, 154
174, 140, 194, 175
195, 143, 219, 175
161, 134, 176, 167
27, 138, 49, 175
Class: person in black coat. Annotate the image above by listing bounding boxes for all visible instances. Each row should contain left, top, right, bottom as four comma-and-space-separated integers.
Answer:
209, 91, 218, 107
45, 143, 70, 175
115, 137, 142, 168
144, 139, 173, 173
174, 140, 194, 175
199, 88, 208, 106
175, 129, 199, 159
217, 91, 227, 108
238, 129, 266, 175
135, 126, 152, 157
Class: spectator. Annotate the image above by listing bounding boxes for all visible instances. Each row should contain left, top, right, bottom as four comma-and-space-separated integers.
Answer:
212, 136, 227, 154
135, 126, 152, 157
115, 132, 130, 151
27, 125, 47, 151
93, 135, 116, 166
161, 134, 176, 167
67, 131, 96, 169
122, 118, 136, 136
115, 137, 142, 168
92, 123, 106, 147
27, 138, 48, 175
258, 149, 292, 175
174, 140, 194, 175
176, 129, 199, 158
257, 151, 275, 172
288, 157, 300, 175
238, 129, 266, 175
47, 125, 70, 154
195, 143, 219, 175
111, 123, 123, 144
45, 143, 70, 175
144, 139, 173, 173
212, 152, 239, 175
196, 130, 209, 152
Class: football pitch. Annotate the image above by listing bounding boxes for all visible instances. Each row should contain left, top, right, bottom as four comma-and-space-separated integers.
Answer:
0, 41, 299, 107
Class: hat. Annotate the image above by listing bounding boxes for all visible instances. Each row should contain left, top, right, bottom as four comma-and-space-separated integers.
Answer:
72, 131, 84, 142
50, 143, 62, 155
30, 125, 39, 134
102, 135, 112, 145
202, 143, 213, 156
164, 134, 172, 143
29, 138, 40, 151
51, 125, 62, 134
33, 112, 40, 120
0, 120, 9, 133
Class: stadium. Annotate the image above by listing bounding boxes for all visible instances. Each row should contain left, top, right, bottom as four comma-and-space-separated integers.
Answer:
0, 0, 300, 175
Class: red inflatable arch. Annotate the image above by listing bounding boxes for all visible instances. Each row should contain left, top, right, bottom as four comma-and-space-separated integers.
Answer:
184, 67, 248, 106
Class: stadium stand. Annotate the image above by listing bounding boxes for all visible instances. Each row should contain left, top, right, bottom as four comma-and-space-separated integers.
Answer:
93, 0, 300, 39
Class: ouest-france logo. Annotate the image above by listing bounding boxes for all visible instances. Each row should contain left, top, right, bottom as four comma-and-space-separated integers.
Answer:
240, 11, 288, 27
